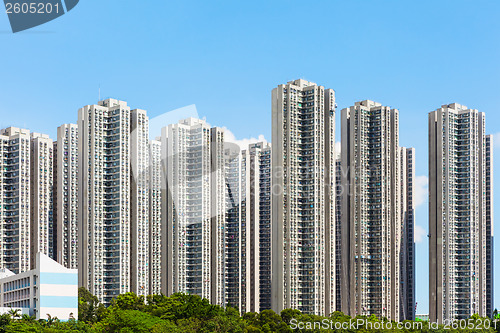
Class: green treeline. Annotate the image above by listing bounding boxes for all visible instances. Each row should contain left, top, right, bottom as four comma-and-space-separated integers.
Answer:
0, 288, 496, 332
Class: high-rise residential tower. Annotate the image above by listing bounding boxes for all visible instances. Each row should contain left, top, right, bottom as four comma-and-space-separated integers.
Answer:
334, 158, 342, 313
149, 139, 162, 296
400, 147, 416, 321
225, 141, 271, 314
254, 142, 272, 312
224, 145, 250, 311
429, 103, 493, 321
0, 127, 31, 274
161, 118, 226, 306
78, 99, 133, 304
340, 100, 414, 321
30, 132, 54, 266
54, 124, 79, 269
130, 109, 151, 297
485, 134, 494, 318
271, 79, 336, 315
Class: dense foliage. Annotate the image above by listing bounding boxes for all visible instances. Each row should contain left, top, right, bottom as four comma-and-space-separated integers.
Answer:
0, 288, 496, 332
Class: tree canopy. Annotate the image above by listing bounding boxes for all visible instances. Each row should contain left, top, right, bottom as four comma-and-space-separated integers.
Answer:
0, 289, 496, 332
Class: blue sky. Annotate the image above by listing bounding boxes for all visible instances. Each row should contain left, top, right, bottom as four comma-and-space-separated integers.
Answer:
1, 0, 499, 314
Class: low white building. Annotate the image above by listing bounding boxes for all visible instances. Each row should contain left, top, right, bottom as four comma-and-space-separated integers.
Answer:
0, 252, 78, 320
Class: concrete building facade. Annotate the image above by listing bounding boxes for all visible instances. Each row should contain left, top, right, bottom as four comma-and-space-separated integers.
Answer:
130, 109, 151, 297
224, 144, 250, 311
400, 147, 416, 321
149, 139, 162, 296
485, 134, 494, 318
340, 100, 415, 321
253, 142, 272, 312
0, 128, 31, 274
429, 103, 493, 321
54, 124, 79, 269
161, 118, 226, 306
78, 99, 132, 304
30, 133, 54, 267
225, 141, 271, 314
271, 79, 336, 315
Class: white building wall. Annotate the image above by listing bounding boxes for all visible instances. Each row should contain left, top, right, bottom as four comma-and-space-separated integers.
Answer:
0, 128, 31, 274
0, 253, 77, 321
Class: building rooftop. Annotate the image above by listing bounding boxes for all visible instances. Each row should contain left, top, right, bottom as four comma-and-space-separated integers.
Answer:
0, 127, 30, 136
98, 98, 128, 108
286, 79, 318, 88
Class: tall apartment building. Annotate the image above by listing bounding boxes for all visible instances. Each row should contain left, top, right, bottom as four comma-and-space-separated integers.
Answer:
225, 141, 271, 314
334, 158, 342, 313
0, 128, 31, 274
224, 144, 249, 311
54, 124, 79, 269
340, 100, 414, 321
161, 118, 226, 306
30, 133, 54, 266
211, 127, 226, 306
78, 98, 133, 304
271, 79, 336, 315
149, 139, 162, 295
254, 142, 271, 312
130, 109, 150, 297
485, 135, 494, 319
400, 147, 415, 321
429, 103, 493, 321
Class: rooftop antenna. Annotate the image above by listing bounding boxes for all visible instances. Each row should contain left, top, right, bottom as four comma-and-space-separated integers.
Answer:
98, 85, 101, 102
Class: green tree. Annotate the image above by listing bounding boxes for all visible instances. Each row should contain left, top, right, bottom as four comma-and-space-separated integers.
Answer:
7, 309, 20, 321
258, 309, 291, 333
111, 292, 146, 311
280, 308, 301, 325
147, 292, 224, 322
20, 314, 34, 323
151, 320, 180, 333
93, 309, 165, 333
78, 287, 106, 323
0, 314, 11, 333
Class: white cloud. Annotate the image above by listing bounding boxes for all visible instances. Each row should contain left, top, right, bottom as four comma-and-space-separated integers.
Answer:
222, 127, 268, 150
493, 132, 500, 150
414, 225, 426, 244
414, 175, 428, 209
